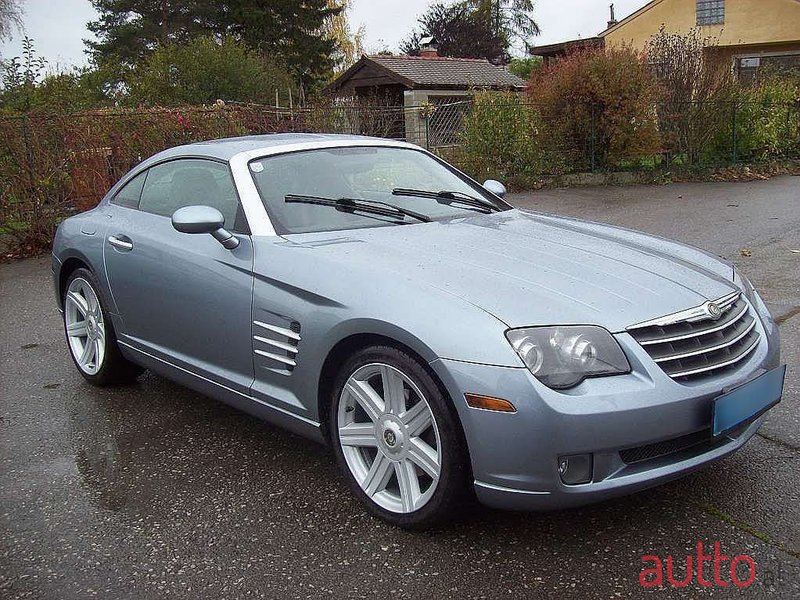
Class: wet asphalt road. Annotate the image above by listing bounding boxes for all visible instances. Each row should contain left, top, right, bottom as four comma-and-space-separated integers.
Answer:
1, 176, 799, 598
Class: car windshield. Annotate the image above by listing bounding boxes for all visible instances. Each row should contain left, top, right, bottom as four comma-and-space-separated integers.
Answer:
248, 146, 506, 234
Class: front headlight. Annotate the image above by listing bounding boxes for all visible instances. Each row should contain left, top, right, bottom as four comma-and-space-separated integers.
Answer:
506, 326, 631, 390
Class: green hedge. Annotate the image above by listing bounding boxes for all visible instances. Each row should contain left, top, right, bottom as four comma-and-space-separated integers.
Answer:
455, 92, 564, 189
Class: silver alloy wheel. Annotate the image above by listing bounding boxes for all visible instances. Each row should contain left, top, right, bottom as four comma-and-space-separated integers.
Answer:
65, 277, 106, 376
337, 363, 442, 513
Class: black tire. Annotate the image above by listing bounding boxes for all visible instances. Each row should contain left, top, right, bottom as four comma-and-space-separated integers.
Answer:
329, 344, 471, 529
63, 267, 144, 386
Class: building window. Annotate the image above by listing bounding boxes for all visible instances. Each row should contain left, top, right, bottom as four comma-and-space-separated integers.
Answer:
696, 0, 724, 25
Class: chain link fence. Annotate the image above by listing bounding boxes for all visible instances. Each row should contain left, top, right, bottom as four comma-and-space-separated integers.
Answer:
2, 98, 799, 252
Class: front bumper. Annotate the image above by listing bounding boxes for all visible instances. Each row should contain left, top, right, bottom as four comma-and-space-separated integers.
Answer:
430, 294, 781, 511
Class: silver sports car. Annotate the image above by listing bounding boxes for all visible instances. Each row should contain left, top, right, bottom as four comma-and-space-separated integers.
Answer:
53, 134, 785, 528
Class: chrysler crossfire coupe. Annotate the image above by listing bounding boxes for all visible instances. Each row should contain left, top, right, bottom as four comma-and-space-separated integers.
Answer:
52, 134, 784, 528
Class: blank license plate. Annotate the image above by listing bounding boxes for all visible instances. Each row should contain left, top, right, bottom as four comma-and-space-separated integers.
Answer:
712, 365, 786, 436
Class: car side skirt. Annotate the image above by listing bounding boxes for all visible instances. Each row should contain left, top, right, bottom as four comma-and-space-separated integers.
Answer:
118, 341, 325, 443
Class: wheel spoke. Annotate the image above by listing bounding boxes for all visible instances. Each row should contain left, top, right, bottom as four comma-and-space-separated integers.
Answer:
79, 338, 96, 366
338, 423, 378, 448
94, 338, 104, 364
83, 285, 99, 313
345, 380, 385, 423
67, 291, 89, 317
380, 366, 406, 415
395, 460, 421, 512
407, 438, 440, 480
401, 400, 432, 437
92, 339, 101, 366
362, 453, 393, 496
66, 320, 87, 337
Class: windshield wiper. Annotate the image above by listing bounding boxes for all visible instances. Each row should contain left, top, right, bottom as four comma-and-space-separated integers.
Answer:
392, 188, 499, 213
285, 194, 431, 223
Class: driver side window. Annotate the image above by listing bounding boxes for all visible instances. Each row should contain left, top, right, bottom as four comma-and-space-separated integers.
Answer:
138, 159, 248, 233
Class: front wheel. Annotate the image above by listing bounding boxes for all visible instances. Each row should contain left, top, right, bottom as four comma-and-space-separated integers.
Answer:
330, 345, 470, 529
63, 268, 143, 386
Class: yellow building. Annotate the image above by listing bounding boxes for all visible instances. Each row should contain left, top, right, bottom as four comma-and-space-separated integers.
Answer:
532, 0, 800, 81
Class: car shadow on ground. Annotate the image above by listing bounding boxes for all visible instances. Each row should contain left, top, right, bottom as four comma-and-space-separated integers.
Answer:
65, 368, 733, 539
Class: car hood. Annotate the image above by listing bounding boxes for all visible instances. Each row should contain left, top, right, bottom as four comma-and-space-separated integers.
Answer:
285, 209, 737, 332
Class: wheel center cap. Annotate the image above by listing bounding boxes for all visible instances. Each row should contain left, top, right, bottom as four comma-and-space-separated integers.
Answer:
378, 416, 405, 456
383, 430, 396, 447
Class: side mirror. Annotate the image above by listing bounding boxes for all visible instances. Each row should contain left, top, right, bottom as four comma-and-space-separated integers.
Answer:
483, 179, 507, 198
171, 205, 239, 249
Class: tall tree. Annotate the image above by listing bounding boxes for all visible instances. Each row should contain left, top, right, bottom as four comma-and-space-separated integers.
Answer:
0, 0, 23, 43
86, 0, 342, 88
323, 0, 365, 72
400, 2, 506, 63
465, 0, 540, 52
224, 0, 341, 89
86, 1, 219, 65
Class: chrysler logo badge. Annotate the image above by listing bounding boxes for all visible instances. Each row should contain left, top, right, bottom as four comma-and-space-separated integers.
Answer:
706, 302, 723, 320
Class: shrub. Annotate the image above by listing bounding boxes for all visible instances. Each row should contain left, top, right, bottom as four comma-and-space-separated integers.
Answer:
508, 57, 542, 80
732, 77, 800, 160
0, 114, 73, 254
645, 28, 738, 164
1, 37, 110, 114
0, 104, 307, 256
530, 46, 661, 170
126, 36, 298, 107
0, 36, 46, 113
456, 91, 559, 188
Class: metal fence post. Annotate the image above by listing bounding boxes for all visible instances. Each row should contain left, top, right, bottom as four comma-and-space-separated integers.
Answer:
590, 103, 597, 172
425, 116, 429, 151
786, 103, 792, 158
732, 102, 738, 163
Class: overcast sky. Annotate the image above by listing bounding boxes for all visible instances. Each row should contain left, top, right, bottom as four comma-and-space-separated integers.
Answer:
0, 0, 650, 70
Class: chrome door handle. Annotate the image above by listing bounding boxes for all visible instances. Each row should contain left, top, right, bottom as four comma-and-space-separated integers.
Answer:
108, 235, 133, 251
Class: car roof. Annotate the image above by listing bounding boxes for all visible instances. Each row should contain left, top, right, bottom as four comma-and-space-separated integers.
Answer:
147, 133, 405, 162
105, 133, 420, 206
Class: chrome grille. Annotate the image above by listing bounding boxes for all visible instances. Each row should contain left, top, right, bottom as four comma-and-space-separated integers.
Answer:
628, 292, 760, 380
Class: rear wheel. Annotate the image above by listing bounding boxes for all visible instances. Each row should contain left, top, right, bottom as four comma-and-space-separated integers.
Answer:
330, 345, 469, 529
63, 268, 143, 386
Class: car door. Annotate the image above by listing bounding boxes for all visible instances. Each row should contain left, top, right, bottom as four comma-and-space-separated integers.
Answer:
103, 158, 255, 393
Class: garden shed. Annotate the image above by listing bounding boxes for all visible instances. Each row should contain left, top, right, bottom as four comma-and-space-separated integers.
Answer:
326, 48, 526, 147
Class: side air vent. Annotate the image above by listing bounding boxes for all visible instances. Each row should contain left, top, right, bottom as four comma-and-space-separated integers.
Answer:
253, 320, 301, 372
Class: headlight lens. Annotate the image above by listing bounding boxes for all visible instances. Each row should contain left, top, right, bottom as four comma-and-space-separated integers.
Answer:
506, 326, 631, 390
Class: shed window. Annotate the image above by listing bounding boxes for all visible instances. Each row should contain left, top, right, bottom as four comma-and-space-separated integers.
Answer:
696, 0, 724, 25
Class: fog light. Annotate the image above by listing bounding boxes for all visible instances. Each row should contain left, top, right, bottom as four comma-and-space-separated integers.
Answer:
558, 454, 593, 485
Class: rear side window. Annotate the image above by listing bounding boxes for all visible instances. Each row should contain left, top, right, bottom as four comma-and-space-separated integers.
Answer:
110, 171, 147, 208
139, 159, 245, 232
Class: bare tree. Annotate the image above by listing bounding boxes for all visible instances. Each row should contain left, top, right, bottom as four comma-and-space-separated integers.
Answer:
0, 0, 23, 42
646, 27, 738, 164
